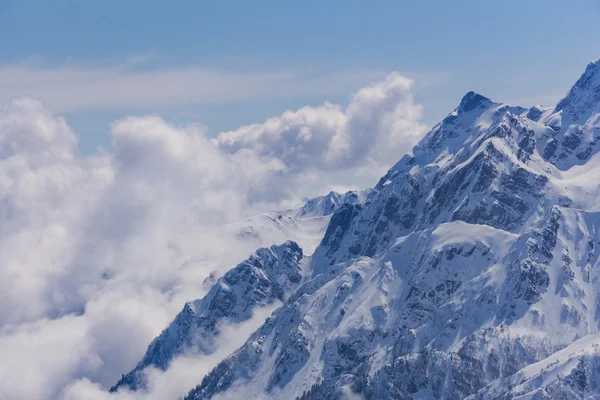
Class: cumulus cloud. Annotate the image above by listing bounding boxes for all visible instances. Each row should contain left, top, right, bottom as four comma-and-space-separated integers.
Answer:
0, 71, 426, 400
216, 72, 426, 175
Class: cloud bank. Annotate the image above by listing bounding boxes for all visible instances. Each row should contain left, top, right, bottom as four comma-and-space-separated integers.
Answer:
0, 72, 425, 400
216, 72, 425, 173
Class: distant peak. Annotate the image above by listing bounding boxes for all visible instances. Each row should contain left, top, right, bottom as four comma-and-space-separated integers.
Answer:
526, 105, 544, 122
576, 58, 600, 84
555, 58, 600, 113
585, 58, 600, 73
458, 91, 493, 112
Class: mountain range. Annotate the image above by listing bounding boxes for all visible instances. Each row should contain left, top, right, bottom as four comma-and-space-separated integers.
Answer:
113, 59, 600, 399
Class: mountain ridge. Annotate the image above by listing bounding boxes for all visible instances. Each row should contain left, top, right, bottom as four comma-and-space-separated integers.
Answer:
110, 191, 366, 393
179, 58, 600, 400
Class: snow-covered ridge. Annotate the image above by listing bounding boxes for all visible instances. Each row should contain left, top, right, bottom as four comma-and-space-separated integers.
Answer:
111, 241, 304, 392
469, 332, 600, 399
110, 190, 367, 394
224, 189, 370, 256
295, 190, 370, 219
175, 58, 600, 400
552, 59, 600, 126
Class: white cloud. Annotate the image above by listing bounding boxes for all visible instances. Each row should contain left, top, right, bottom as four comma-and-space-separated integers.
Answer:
340, 384, 366, 400
0, 70, 426, 400
59, 304, 279, 400
216, 72, 426, 175
0, 315, 95, 400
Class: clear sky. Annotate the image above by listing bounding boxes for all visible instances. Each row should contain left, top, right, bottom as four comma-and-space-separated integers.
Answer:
1, 0, 600, 154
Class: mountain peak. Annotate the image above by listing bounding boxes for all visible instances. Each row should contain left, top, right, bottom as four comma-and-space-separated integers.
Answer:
129, 57, 600, 400
584, 58, 600, 76
296, 191, 342, 217
458, 91, 493, 113
296, 190, 368, 218
554, 58, 600, 119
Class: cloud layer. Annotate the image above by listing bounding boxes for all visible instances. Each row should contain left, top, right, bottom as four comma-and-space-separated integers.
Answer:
0, 59, 386, 112
0, 72, 425, 400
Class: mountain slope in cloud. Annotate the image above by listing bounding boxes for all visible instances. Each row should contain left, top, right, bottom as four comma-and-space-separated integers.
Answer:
111, 241, 304, 392
180, 59, 600, 400
223, 190, 369, 257
110, 191, 367, 393
0, 71, 422, 400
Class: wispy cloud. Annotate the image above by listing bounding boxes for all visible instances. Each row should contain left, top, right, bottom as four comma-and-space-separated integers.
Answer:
0, 57, 387, 113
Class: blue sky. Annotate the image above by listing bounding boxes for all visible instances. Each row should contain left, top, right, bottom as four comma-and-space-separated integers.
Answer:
1, 0, 600, 154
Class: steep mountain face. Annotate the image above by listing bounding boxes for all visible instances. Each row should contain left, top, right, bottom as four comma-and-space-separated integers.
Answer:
181, 59, 600, 400
539, 59, 600, 169
111, 241, 303, 392
111, 192, 364, 393
469, 332, 600, 399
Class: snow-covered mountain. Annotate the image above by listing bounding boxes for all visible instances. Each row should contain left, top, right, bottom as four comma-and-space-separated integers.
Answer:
111, 241, 304, 392
172, 59, 600, 400
295, 190, 370, 219
111, 191, 364, 392
225, 190, 369, 256
469, 332, 600, 399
